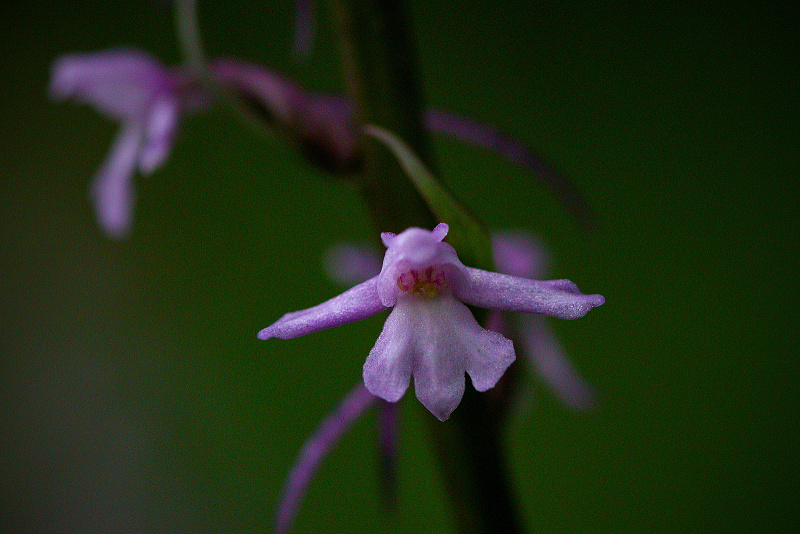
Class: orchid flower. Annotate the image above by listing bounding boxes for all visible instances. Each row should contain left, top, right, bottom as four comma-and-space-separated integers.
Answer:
326, 230, 599, 410
259, 223, 603, 421
49, 49, 205, 238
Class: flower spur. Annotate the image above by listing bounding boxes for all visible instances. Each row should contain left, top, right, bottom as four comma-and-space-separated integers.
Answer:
259, 223, 604, 421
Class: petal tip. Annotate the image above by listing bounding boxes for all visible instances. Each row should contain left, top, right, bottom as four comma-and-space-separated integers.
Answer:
431, 410, 452, 422
431, 222, 449, 241
421, 395, 459, 422
257, 328, 273, 340
48, 54, 81, 100
414, 374, 465, 422
380, 232, 396, 248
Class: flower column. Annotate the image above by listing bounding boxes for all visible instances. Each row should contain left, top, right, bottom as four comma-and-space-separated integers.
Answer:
328, 0, 525, 532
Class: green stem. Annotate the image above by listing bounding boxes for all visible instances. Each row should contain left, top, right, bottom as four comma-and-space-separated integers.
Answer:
174, 0, 276, 136
329, 0, 436, 233
425, 369, 525, 534
175, 0, 209, 77
329, 1, 525, 532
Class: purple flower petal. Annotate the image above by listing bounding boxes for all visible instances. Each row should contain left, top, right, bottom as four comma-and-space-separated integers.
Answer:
488, 231, 599, 408
362, 305, 414, 404
364, 296, 514, 421
323, 243, 383, 286
517, 314, 597, 410
138, 94, 180, 174
491, 231, 549, 280
263, 224, 601, 421
50, 48, 206, 238
89, 124, 142, 239
49, 49, 172, 121
456, 267, 604, 320
275, 383, 376, 534
376, 224, 463, 307
258, 277, 388, 340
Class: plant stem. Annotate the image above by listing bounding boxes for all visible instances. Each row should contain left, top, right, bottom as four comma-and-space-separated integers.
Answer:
425, 371, 525, 534
328, 0, 436, 233
328, 1, 525, 532
175, 0, 208, 77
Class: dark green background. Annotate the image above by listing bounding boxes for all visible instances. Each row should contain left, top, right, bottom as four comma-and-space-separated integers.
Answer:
2, 1, 796, 532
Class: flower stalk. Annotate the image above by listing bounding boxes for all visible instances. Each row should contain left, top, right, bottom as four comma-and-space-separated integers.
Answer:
328, 0, 526, 531
329, 0, 436, 233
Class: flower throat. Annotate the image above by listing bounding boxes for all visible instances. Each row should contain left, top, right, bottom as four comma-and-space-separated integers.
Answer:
396, 265, 448, 298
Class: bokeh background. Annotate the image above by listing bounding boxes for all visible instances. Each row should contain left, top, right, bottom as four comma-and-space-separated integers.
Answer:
2, 1, 797, 532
